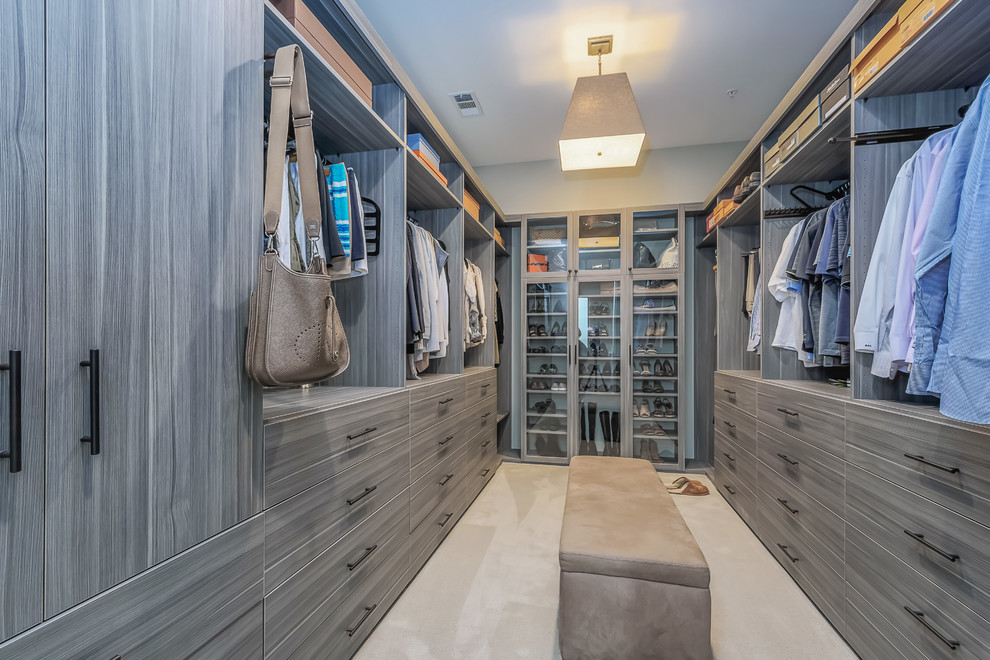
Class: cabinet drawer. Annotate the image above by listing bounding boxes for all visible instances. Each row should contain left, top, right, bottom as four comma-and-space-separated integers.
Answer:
0, 517, 263, 660
465, 368, 497, 408
264, 489, 409, 659
410, 440, 474, 530
264, 437, 410, 592
757, 422, 844, 516
265, 390, 410, 507
409, 377, 466, 437
757, 504, 844, 632
846, 524, 990, 660
757, 383, 845, 458
756, 461, 843, 573
714, 401, 756, 453
846, 404, 990, 528
715, 429, 757, 487
409, 459, 480, 577
846, 463, 990, 622
845, 582, 917, 660
714, 452, 757, 527
714, 372, 757, 417
410, 405, 471, 484
469, 394, 499, 441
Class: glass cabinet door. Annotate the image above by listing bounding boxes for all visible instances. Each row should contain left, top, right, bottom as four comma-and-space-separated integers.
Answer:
525, 216, 569, 275
577, 212, 621, 273
524, 281, 569, 460
575, 280, 623, 457
630, 209, 679, 273
630, 278, 679, 465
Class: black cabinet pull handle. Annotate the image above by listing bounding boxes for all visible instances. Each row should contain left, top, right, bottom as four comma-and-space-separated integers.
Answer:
481, 439, 491, 448
904, 530, 959, 562
777, 544, 799, 562
777, 453, 799, 466
439, 473, 453, 486
80, 349, 100, 455
439, 435, 454, 446
347, 544, 378, 571
722, 452, 735, 462
904, 606, 960, 650
346, 604, 377, 637
723, 484, 737, 495
439, 512, 454, 527
723, 420, 736, 429
346, 485, 377, 506
438, 397, 454, 405
346, 426, 377, 441
482, 412, 493, 418
722, 388, 736, 395
777, 498, 799, 514
481, 468, 490, 477
0, 351, 22, 473
904, 453, 959, 474
776, 407, 799, 417
480, 383, 490, 390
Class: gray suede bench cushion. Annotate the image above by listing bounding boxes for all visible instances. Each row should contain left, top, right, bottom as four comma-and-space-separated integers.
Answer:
559, 456, 709, 588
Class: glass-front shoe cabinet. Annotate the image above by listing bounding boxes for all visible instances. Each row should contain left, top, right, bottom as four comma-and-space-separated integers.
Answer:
520, 208, 684, 467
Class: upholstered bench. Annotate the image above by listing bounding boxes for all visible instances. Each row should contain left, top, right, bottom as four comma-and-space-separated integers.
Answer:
558, 456, 712, 660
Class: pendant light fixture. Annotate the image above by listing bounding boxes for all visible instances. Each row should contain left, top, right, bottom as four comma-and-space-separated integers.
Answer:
559, 35, 646, 171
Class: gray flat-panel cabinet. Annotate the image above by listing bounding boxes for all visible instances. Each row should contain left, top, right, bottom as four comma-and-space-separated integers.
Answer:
0, 0, 46, 641
42, 0, 263, 618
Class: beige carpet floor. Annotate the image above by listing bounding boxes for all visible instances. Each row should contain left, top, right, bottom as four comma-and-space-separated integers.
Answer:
354, 462, 856, 660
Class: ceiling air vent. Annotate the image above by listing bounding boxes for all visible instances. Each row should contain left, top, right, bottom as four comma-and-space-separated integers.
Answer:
449, 91, 483, 117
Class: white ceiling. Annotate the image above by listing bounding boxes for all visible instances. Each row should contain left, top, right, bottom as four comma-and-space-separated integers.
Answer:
353, 0, 859, 168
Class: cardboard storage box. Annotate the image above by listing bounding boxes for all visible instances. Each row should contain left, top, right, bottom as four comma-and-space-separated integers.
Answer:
463, 190, 480, 221
408, 134, 441, 170
798, 106, 822, 144
899, 0, 955, 47
273, 0, 373, 107
414, 152, 448, 186
764, 143, 782, 177
852, 14, 902, 93
706, 213, 717, 233
528, 254, 549, 272
820, 65, 850, 120
578, 236, 620, 249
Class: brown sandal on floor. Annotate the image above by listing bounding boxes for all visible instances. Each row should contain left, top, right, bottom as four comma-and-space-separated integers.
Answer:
669, 479, 710, 496
665, 476, 691, 490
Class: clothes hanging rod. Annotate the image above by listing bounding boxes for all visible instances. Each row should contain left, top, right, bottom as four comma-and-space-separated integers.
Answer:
829, 124, 954, 145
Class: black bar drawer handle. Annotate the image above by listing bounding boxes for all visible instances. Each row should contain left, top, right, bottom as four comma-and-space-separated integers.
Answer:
480, 383, 490, 390
777, 544, 799, 562
722, 452, 735, 462
722, 388, 736, 395
776, 407, 799, 417
346, 426, 377, 441
904, 530, 960, 562
439, 435, 454, 446
904, 606, 960, 650
723, 484, 737, 495
80, 349, 100, 455
439, 473, 453, 486
481, 439, 491, 448
904, 453, 959, 474
439, 512, 454, 527
777, 453, 799, 466
723, 420, 736, 429
346, 485, 377, 506
480, 468, 490, 477
482, 411, 493, 418
346, 544, 378, 571
438, 398, 454, 405
346, 604, 377, 637
777, 498, 799, 515
0, 351, 22, 473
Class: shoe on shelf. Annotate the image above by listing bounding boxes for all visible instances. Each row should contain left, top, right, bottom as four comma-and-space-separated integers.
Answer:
639, 400, 651, 417
632, 399, 641, 417
610, 383, 620, 393
663, 359, 675, 376
528, 324, 537, 337
548, 364, 558, 375
639, 361, 651, 376
653, 380, 665, 393
645, 343, 657, 355
653, 359, 664, 377
597, 324, 608, 337
658, 319, 668, 337
602, 363, 612, 377
597, 343, 610, 357
538, 364, 549, 375
614, 363, 620, 377
636, 344, 647, 354
645, 321, 657, 337
653, 398, 666, 417
578, 363, 587, 375
550, 321, 561, 336
587, 326, 598, 337
642, 381, 653, 394
635, 299, 655, 311
550, 344, 565, 353
561, 321, 568, 335
662, 398, 675, 417
537, 324, 548, 336
553, 301, 565, 313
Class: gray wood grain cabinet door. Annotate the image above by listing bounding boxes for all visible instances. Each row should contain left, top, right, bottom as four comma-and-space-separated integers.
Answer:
0, 0, 46, 641
43, 0, 263, 616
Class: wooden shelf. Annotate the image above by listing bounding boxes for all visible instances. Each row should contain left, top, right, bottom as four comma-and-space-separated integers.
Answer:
264, 3, 403, 154
697, 229, 717, 248
494, 240, 509, 257
764, 101, 852, 187
719, 189, 762, 229
856, 0, 990, 99
405, 148, 460, 210
464, 215, 495, 242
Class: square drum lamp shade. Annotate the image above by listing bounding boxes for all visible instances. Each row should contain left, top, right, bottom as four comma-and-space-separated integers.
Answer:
558, 72, 646, 171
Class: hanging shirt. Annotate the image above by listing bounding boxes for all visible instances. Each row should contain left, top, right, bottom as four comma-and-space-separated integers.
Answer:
747, 272, 762, 353
912, 74, 990, 423
769, 220, 806, 353
346, 167, 368, 275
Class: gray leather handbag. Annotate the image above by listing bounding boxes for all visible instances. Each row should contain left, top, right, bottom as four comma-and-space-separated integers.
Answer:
246, 45, 350, 386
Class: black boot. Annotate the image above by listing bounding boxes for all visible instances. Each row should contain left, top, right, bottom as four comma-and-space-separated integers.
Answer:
611, 411, 620, 456
583, 402, 598, 455
599, 410, 612, 456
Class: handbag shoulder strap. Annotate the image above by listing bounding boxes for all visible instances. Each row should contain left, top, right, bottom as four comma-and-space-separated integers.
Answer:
263, 45, 322, 245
